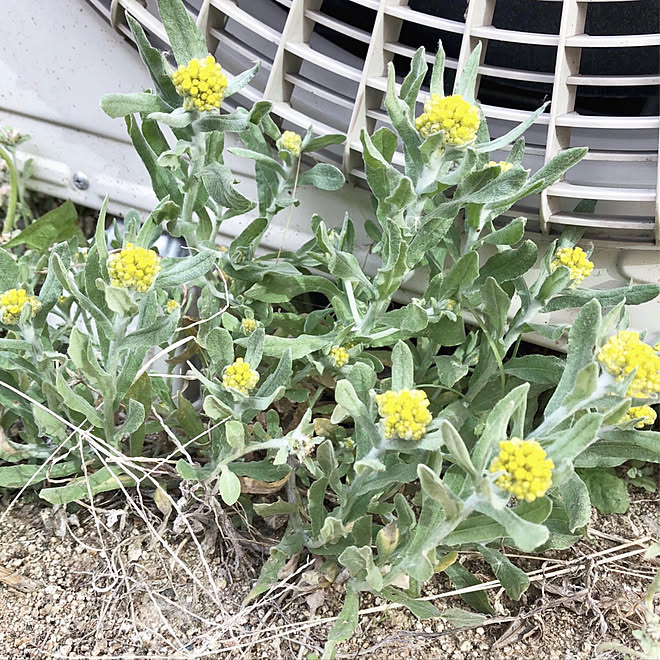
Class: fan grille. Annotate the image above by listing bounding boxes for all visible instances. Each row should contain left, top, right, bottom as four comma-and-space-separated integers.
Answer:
91, 0, 660, 246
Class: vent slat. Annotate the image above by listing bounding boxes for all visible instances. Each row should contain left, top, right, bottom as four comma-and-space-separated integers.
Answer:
555, 112, 660, 129
384, 6, 466, 35
550, 213, 655, 231
210, 0, 281, 45
583, 150, 658, 163
478, 64, 554, 85
566, 73, 660, 87
284, 73, 355, 110
470, 25, 560, 46
566, 33, 660, 47
305, 10, 372, 44
383, 42, 459, 69
548, 181, 656, 203
284, 42, 363, 82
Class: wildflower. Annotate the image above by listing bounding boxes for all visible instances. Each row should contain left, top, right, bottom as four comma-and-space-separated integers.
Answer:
375, 389, 432, 441
597, 330, 660, 398
222, 357, 259, 395
551, 246, 593, 286
277, 131, 302, 157
171, 55, 228, 112
166, 299, 180, 314
446, 299, 457, 311
490, 438, 554, 502
415, 94, 480, 144
108, 243, 161, 292
488, 160, 513, 173
617, 405, 657, 429
242, 318, 257, 335
0, 288, 41, 325
0, 128, 23, 146
330, 346, 350, 368
290, 433, 315, 460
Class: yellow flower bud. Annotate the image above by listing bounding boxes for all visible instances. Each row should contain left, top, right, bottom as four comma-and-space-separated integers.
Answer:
222, 358, 259, 395
617, 404, 656, 429
108, 243, 161, 293
0, 288, 41, 325
171, 55, 228, 112
277, 131, 302, 157
488, 160, 513, 173
550, 246, 593, 286
490, 438, 554, 502
375, 389, 432, 441
598, 330, 660, 399
330, 346, 350, 368
415, 94, 480, 145
242, 318, 257, 335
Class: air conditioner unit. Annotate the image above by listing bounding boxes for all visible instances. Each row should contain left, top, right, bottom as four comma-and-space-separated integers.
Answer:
1, 0, 658, 338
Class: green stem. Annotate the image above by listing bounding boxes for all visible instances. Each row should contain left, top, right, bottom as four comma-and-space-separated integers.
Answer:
104, 316, 129, 446
340, 443, 386, 521
0, 145, 18, 233
180, 127, 206, 248
345, 280, 362, 327
385, 493, 479, 587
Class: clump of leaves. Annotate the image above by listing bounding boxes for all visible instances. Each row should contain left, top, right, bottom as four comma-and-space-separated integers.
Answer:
1, 1, 658, 656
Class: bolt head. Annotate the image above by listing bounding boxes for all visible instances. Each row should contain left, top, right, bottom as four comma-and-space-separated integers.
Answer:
72, 171, 90, 191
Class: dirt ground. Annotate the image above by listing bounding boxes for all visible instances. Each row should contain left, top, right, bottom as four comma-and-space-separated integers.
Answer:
0, 488, 657, 660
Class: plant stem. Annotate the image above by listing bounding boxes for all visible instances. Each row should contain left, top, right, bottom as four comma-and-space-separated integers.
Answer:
345, 280, 362, 327
180, 126, 206, 247
104, 316, 129, 446
0, 145, 18, 234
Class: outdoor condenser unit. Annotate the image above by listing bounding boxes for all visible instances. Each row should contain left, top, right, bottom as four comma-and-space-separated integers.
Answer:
1, 0, 659, 337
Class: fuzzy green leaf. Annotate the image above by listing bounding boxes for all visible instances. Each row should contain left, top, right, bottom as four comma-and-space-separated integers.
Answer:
40, 467, 134, 504
101, 92, 172, 119
156, 0, 208, 65
157, 250, 217, 288
478, 544, 530, 601
219, 465, 242, 506
5, 201, 81, 251
299, 163, 345, 191
579, 468, 630, 514
0, 248, 18, 292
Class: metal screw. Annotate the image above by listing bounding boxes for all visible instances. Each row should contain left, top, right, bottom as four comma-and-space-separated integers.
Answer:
72, 171, 90, 191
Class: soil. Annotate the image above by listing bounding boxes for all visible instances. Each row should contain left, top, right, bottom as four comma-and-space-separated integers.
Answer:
0, 488, 658, 660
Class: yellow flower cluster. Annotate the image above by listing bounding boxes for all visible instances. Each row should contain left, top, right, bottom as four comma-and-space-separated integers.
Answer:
617, 405, 657, 429
330, 346, 350, 368
0, 288, 41, 325
597, 330, 660, 399
108, 243, 161, 292
551, 246, 594, 286
171, 55, 228, 112
488, 160, 513, 173
222, 358, 259, 395
242, 318, 257, 334
277, 131, 302, 157
166, 299, 180, 314
415, 94, 480, 144
490, 438, 554, 502
375, 389, 433, 441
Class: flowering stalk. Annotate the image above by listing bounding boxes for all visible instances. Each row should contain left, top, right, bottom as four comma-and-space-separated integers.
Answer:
180, 127, 206, 247
104, 315, 130, 446
0, 144, 18, 233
